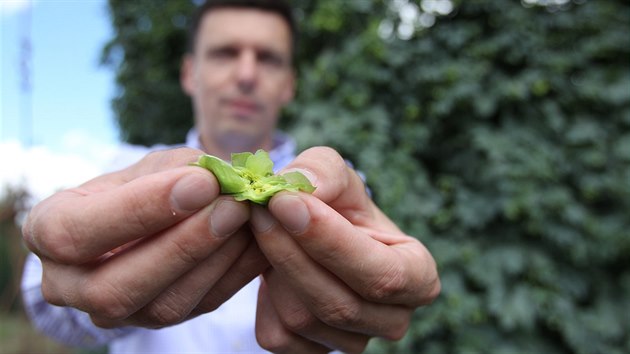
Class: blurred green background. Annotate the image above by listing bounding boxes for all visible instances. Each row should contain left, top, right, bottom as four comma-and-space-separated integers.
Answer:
2, 0, 629, 353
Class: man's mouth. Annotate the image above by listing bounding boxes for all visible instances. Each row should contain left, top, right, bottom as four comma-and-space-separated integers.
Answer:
224, 97, 263, 117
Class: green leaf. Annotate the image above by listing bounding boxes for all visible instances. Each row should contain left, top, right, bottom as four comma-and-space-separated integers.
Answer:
192, 155, 247, 194
192, 150, 316, 205
246, 149, 274, 177
282, 171, 316, 193
231, 151, 253, 168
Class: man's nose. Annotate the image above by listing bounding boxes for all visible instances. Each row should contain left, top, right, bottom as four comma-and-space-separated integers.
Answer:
236, 50, 258, 93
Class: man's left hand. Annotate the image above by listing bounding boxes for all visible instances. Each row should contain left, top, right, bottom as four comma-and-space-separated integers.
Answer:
249, 147, 441, 354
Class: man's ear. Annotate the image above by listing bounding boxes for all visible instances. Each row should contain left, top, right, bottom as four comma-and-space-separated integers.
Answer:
180, 54, 195, 96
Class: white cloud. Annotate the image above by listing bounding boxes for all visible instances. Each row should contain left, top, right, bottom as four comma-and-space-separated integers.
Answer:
0, 0, 32, 18
0, 125, 155, 210
59, 129, 121, 163
0, 138, 107, 205
0, 134, 153, 226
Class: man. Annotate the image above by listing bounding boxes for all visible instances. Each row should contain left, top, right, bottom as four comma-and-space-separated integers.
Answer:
21, 0, 440, 353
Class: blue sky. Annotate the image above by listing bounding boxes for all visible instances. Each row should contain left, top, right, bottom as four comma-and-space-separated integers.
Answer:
1, 0, 118, 153
1, 0, 124, 202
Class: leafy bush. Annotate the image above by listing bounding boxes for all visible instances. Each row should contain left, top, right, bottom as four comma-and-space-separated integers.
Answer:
0, 188, 29, 313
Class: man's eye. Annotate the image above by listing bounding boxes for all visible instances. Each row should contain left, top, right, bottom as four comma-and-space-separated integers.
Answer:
258, 52, 285, 68
207, 48, 237, 60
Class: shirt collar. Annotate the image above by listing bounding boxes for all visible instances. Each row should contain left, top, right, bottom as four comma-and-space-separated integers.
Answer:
185, 128, 296, 171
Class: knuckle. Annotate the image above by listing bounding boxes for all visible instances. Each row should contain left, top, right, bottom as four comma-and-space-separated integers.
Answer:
280, 306, 317, 334
380, 308, 413, 341
80, 280, 135, 321
31, 212, 82, 264
40, 261, 79, 307
419, 256, 442, 305
425, 276, 442, 304
142, 298, 189, 328
271, 252, 303, 278
386, 325, 409, 341
384, 315, 412, 341
364, 262, 407, 302
317, 297, 361, 328
21, 215, 36, 249
194, 290, 223, 314
414, 271, 441, 307
256, 327, 291, 353
40, 279, 64, 306
169, 236, 206, 267
90, 314, 118, 329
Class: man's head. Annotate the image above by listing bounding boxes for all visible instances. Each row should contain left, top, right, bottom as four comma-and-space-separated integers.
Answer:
187, 0, 296, 57
181, 0, 296, 158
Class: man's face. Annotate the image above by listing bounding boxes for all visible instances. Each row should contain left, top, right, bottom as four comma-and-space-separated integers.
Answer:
182, 8, 295, 152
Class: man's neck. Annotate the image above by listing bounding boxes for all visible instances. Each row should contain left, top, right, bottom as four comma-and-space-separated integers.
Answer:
199, 134, 274, 161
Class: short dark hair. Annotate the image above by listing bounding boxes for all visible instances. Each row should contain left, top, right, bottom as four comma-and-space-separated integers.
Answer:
187, 0, 297, 55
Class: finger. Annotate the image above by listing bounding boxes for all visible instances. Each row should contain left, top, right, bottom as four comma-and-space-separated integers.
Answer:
264, 270, 370, 354
251, 206, 412, 339
275, 147, 439, 306
256, 277, 331, 354
187, 230, 270, 317
97, 227, 252, 328
96, 147, 206, 185
24, 165, 219, 264
278, 147, 388, 227
44, 197, 249, 326
268, 192, 439, 307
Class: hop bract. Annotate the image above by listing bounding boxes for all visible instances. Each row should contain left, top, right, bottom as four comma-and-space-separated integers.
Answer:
192, 149, 316, 205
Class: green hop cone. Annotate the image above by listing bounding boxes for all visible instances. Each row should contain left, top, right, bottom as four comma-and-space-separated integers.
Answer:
191, 149, 316, 205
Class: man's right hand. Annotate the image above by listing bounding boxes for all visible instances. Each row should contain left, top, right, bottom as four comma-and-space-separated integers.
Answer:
22, 148, 268, 329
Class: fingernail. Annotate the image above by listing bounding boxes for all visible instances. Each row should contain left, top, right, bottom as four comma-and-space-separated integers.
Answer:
273, 194, 310, 234
209, 199, 248, 238
250, 205, 276, 234
170, 173, 216, 212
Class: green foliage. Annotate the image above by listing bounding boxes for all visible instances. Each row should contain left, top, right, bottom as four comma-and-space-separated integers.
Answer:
0, 313, 107, 354
103, 0, 630, 352
102, 0, 196, 145
0, 188, 29, 313
1, 190, 105, 354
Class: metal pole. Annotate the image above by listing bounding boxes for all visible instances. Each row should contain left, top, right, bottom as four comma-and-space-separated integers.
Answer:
19, 0, 33, 147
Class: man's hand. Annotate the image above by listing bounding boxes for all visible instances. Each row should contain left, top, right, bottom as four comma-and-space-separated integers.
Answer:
250, 147, 441, 354
22, 148, 269, 329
